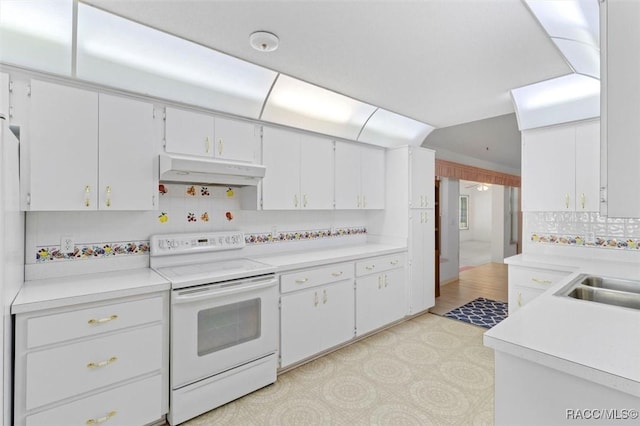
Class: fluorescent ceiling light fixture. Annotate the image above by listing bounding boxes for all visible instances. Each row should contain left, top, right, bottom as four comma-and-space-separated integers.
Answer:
552, 38, 600, 78
514, 73, 599, 110
77, 4, 277, 110
0, 0, 72, 44
358, 108, 435, 148
525, 0, 599, 46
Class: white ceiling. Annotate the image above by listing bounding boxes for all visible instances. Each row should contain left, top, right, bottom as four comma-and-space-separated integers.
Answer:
82, 0, 571, 130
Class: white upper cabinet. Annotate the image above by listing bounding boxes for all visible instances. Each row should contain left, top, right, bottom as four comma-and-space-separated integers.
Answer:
98, 94, 157, 210
601, 0, 640, 217
522, 120, 599, 212
261, 126, 334, 210
23, 80, 158, 211
164, 107, 259, 163
26, 80, 99, 211
334, 141, 385, 209
409, 147, 435, 208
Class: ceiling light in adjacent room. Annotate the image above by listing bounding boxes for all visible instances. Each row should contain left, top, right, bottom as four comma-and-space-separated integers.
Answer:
250, 31, 279, 52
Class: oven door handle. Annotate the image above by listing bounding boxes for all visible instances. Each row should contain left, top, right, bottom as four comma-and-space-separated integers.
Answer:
173, 277, 276, 303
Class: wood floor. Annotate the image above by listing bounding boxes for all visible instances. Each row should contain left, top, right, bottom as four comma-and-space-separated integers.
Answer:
430, 262, 508, 316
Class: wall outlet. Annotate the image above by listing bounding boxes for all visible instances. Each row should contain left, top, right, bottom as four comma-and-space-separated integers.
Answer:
60, 236, 74, 253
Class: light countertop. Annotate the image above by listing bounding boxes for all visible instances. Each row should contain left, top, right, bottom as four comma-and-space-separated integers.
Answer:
12, 268, 170, 314
485, 254, 640, 397
251, 243, 407, 271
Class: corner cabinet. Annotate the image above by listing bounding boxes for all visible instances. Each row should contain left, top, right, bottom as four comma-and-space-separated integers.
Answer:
355, 253, 407, 336
521, 120, 600, 212
164, 107, 260, 163
279, 263, 355, 368
22, 80, 158, 211
600, 0, 640, 217
13, 292, 169, 426
507, 265, 571, 314
261, 126, 334, 210
334, 141, 385, 209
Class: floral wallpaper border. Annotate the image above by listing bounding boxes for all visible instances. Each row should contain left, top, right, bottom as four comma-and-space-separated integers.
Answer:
35, 240, 150, 263
531, 233, 640, 250
245, 227, 367, 244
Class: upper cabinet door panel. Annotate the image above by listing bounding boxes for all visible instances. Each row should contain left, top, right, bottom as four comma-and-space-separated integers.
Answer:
98, 94, 157, 210
214, 117, 260, 163
575, 120, 600, 212
360, 146, 385, 210
522, 126, 575, 211
300, 135, 334, 210
164, 107, 214, 157
261, 127, 301, 210
28, 80, 98, 210
410, 148, 435, 208
334, 141, 361, 209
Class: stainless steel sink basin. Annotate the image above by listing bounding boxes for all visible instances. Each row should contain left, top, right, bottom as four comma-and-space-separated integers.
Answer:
556, 274, 640, 311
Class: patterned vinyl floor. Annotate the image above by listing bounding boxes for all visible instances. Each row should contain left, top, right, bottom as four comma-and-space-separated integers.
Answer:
184, 313, 494, 426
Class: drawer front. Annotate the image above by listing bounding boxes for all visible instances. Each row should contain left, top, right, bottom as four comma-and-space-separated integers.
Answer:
508, 266, 570, 291
26, 324, 163, 410
27, 295, 163, 348
508, 285, 544, 315
355, 253, 407, 277
281, 262, 354, 293
25, 374, 163, 426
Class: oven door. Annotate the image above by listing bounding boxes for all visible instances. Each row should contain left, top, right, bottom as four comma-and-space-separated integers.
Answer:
171, 274, 278, 389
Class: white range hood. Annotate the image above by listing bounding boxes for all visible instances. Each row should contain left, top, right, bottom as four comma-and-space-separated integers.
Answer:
159, 154, 266, 187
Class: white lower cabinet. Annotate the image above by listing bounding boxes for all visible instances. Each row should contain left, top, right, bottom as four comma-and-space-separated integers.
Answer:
355, 254, 407, 336
280, 265, 355, 368
14, 292, 169, 426
508, 265, 572, 314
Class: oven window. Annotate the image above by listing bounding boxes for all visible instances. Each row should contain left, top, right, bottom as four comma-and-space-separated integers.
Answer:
197, 298, 261, 356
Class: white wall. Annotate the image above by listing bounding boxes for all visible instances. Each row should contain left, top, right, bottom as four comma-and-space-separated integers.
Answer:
439, 177, 459, 284
491, 185, 517, 262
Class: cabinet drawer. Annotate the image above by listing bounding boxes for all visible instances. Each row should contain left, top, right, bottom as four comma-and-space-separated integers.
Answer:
281, 262, 354, 293
508, 266, 571, 291
508, 285, 544, 315
27, 296, 163, 348
25, 374, 163, 426
356, 253, 406, 277
26, 324, 162, 410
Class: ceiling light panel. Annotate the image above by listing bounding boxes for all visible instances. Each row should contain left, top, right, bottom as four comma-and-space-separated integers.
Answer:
358, 108, 435, 148
261, 75, 377, 140
0, 0, 73, 75
511, 73, 600, 130
76, 3, 277, 118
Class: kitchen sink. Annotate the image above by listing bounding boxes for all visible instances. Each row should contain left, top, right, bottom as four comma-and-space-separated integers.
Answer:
556, 274, 640, 311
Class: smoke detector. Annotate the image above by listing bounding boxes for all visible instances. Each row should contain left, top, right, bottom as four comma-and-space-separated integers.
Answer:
249, 31, 279, 52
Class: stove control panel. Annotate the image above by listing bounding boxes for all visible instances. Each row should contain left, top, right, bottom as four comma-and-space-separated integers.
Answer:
150, 231, 245, 256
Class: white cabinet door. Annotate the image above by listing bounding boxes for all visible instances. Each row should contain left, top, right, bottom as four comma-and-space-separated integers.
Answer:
280, 287, 320, 367
360, 146, 385, 209
602, 0, 640, 217
356, 268, 404, 336
300, 135, 334, 210
410, 147, 435, 208
98, 94, 157, 210
28, 80, 98, 210
165, 107, 214, 157
575, 120, 600, 212
522, 126, 575, 211
408, 209, 435, 314
317, 281, 354, 351
383, 268, 406, 325
334, 141, 361, 209
261, 127, 301, 210
214, 116, 260, 163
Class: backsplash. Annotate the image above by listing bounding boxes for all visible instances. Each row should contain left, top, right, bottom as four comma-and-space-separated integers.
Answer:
527, 212, 640, 250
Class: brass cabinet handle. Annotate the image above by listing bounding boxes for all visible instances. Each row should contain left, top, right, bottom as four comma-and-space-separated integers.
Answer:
385, 274, 389, 287
580, 193, 585, 210
295, 278, 308, 284
565, 193, 570, 209
294, 194, 299, 208
363, 195, 367, 208
205, 136, 211, 153
331, 271, 343, 277
303, 194, 308, 208
87, 356, 118, 369
86, 411, 117, 425
517, 293, 522, 307
314, 291, 319, 307
105, 185, 111, 207
218, 138, 223, 155
356, 195, 361, 208
88, 315, 118, 325
378, 276, 383, 289
85, 185, 91, 207
365, 265, 375, 271
531, 278, 552, 285
323, 289, 328, 304
390, 260, 399, 265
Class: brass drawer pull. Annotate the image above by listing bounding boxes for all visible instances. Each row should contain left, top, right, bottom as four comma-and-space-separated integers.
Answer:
295, 278, 308, 284
331, 271, 343, 277
531, 278, 552, 285
365, 265, 375, 271
88, 315, 118, 325
86, 411, 117, 425
390, 260, 399, 265
87, 356, 118, 369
